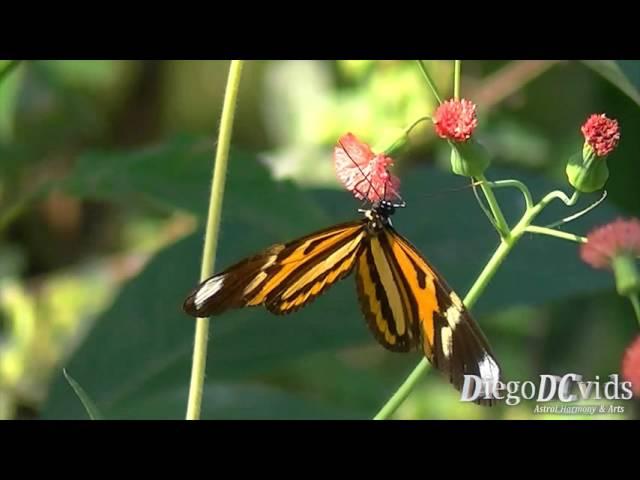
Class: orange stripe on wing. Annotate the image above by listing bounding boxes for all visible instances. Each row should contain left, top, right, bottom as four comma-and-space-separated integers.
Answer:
247, 224, 363, 306
384, 230, 440, 352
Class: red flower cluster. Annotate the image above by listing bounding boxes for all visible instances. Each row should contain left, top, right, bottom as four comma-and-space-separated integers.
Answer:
622, 336, 640, 397
433, 99, 478, 142
580, 218, 640, 270
581, 113, 620, 157
333, 133, 400, 203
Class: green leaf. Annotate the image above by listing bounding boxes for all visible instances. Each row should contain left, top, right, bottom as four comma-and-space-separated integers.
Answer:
63, 369, 103, 420
41, 138, 626, 419
0, 61, 24, 142
108, 382, 364, 420
582, 60, 640, 107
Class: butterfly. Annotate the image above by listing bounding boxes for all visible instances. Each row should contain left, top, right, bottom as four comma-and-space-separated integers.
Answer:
183, 140, 502, 406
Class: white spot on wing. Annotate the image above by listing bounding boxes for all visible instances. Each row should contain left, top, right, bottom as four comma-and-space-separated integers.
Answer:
450, 292, 463, 310
445, 305, 462, 328
441, 327, 453, 358
478, 354, 500, 384
194, 275, 226, 307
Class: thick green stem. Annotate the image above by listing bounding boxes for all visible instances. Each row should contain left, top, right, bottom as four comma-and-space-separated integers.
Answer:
186, 60, 244, 420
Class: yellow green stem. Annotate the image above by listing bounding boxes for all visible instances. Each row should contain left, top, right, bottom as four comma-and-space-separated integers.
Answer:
405, 116, 432, 135
383, 116, 432, 156
476, 174, 511, 238
453, 60, 461, 100
186, 60, 244, 420
525, 226, 586, 244
416, 60, 443, 104
487, 179, 534, 210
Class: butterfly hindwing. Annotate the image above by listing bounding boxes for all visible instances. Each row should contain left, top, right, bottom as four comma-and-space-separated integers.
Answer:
355, 226, 502, 405
183, 221, 366, 317
355, 235, 420, 352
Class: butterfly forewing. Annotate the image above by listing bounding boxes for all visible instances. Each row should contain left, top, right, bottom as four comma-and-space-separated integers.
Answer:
263, 223, 366, 314
182, 244, 283, 317
183, 221, 366, 318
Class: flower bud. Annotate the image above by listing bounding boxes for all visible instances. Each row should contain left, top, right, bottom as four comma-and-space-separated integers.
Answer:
566, 114, 619, 193
449, 138, 491, 178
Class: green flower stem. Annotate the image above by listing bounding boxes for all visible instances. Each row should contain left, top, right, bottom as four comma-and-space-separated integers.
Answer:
383, 116, 433, 155
539, 189, 580, 209
476, 174, 511, 238
373, 357, 429, 419
405, 116, 432, 135
186, 60, 244, 420
416, 60, 443, 104
374, 185, 592, 419
454, 60, 461, 100
629, 293, 640, 329
545, 192, 609, 230
525, 226, 587, 244
487, 179, 534, 210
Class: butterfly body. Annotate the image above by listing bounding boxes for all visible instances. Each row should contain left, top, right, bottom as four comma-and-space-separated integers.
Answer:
183, 200, 501, 405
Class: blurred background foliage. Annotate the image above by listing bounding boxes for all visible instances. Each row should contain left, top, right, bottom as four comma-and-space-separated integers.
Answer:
0, 60, 639, 420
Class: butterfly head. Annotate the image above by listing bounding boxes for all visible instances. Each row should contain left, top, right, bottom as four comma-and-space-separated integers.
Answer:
372, 199, 406, 219
374, 200, 395, 218
359, 199, 406, 231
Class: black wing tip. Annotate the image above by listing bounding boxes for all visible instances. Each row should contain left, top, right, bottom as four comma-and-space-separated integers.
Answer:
182, 293, 200, 317
182, 282, 212, 318
456, 353, 505, 408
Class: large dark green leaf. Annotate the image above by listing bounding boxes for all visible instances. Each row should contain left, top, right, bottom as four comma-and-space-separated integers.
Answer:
42, 138, 624, 419
65, 379, 364, 420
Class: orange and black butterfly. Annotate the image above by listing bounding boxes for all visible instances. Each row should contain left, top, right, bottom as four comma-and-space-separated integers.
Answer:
183, 140, 502, 405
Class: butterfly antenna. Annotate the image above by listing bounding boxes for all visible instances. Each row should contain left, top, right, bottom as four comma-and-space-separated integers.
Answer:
390, 180, 406, 208
353, 174, 375, 207
412, 180, 484, 199
338, 140, 383, 203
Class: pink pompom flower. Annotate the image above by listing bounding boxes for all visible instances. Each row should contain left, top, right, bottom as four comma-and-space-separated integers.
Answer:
433, 98, 478, 142
580, 218, 640, 270
581, 113, 620, 158
622, 336, 640, 398
333, 133, 401, 203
